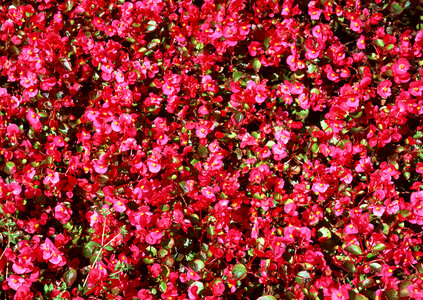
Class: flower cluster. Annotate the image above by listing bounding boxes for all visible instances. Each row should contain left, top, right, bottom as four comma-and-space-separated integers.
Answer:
1, 0, 423, 299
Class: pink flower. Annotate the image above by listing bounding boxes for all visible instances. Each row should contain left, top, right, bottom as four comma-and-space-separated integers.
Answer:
196, 126, 209, 139
146, 230, 163, 245
350, 18, 363, 32
43, 170, 60, 185
147, 160, 161, 173
409, 80, 423, 97
312, 182, 329, 193
151, 263, 162, 278
212, 280, 225, 296
392, 58, 410, 75
202, 187, 216, 200
377, 80, 392, 98
26, 109, 42, 132
93, 160, 108, 174
112, 198, 127, 212
40, 77, 57, 91
186, 268, 201, 281
248, 41, 262, 56
7, 275, 28, 291
40, 238, 65, 265
308, 1, 322, 20
357, 35, 366, 49
55, 204, 71, 224
12, 259, 32, 274
344, 223, 358, 235
369, 205, 385, 217
381, 264, 397, 278
272, 143, 286, 155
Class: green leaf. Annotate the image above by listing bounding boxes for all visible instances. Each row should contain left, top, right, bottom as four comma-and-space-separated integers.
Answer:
345, 244, 363, 255
359, 278, 376, 288
190, 259, 205, 272
263, 37, 270, 48
104, 245, 114, 251
311, 143, 319, 154
233, 71, 243, 81
198, 145, 208, 158
252, 58, 261, 72
307, 64, 317, 74
390, 3, 403, 15
82, 241, 99, 258
63, 269, 77, 286
8, 45, 20, 56
318, 227, 332, 239
310, 87, 320, 95
206, 225, 214, 236
353, 294, 369, 300
190, 281, 204, 294
58, 123, 69, 135
342, 261, 357, 273
295, 271, 311, 285
179, 181, 188, 194
399, 209, 411, 217
387, 288, 399, 300
386, 44, 395, 51
374, 39, 385, 47
4, 162, 15, 174
296, 109, 309, 120
146, 21, 157, 32
232, 263, 247, 279
159, 281, 167, 293
65, 0, 74, 11
366, 53, 378, 60
369, 262, 382, 272
234, 112, 244, 124
373, 243, 386, 251
257, 296, 277, 300
399, 280, 412, 297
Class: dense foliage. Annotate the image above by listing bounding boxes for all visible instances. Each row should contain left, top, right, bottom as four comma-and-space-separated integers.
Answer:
1, 0, 423, 299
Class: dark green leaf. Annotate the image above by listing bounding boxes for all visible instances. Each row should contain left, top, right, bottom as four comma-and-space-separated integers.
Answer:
198, 145, 208, 158
345, 244, 363, 255
390, 3, 403, 15
63, 269, 77, 286
360, 278, 376, 288
235, 112, 244, 124
190, 259, 205, 272
82, 242, 97, 258
387, 288, 399, 300
399, 280, 412, 297
342, 261, 357, 273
